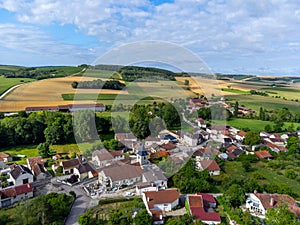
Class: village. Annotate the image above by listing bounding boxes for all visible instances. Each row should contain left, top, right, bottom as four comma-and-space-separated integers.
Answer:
0, 97, 299, 225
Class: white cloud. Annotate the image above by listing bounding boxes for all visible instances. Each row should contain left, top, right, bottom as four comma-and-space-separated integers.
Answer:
0, 0, 299, 74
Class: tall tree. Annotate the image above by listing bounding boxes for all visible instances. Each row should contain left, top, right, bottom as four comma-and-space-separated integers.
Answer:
259, 107, 265, 120
234, 101, 239, 118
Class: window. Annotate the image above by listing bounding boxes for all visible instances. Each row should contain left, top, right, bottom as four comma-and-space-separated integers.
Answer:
23, 178, 29, 184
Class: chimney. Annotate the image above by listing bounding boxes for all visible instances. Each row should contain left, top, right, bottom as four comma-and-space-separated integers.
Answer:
270, 195, 274, 207
147, 197, 150, 202
254, 190, 257, 194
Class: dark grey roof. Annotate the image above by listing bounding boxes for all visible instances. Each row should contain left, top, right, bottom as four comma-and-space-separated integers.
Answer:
10, 165, 32, 180
137, 144, 148, 156
143, 169, 167, 183
77, 162, 96, 174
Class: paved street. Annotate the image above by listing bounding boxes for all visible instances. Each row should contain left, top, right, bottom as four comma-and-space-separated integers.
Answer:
49, 180, 98, 225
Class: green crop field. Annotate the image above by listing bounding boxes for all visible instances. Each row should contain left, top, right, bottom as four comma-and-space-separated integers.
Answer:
261, 87, 300, 100
82, 69, 116, 78
226, 94, 300, 113
0, 76, 35, 95
221, 88, 249, 94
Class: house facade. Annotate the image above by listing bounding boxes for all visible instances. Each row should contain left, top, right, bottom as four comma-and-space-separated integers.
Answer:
142, 189, 180, 224
9, 165, 34, 186
246, 192, 300, 220
0, 183, 33, 208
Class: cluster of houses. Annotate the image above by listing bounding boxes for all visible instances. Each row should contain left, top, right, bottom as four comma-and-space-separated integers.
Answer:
0, 156, 51, 208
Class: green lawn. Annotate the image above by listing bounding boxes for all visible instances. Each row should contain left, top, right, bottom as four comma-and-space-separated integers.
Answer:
0, 76, 35, 95
0, 145, 38, 164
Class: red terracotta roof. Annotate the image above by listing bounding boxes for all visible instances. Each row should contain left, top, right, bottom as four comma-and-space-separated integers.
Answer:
199, 160, 220, 171
227, 145, 237, 153
144, 189, 180, 209
190, 207, 221, 222
15, 183, 33, 195
255, 150, 273, 159
0, 187, 16, 198
160, 142, 176, 150
0, 152, 10, 158
255, 193, 296, 210
237, 131, 247, 137
188, 195, 203, 207
150, 209, 164, 221
198, 193, 217, 204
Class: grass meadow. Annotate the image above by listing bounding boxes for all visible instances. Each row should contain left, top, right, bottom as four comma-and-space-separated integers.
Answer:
0, 76, 35, 95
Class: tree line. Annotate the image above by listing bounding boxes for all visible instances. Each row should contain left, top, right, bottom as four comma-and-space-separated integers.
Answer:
118, 66, 188, 82
72, 79, 125, 90
0, 111, 111, 149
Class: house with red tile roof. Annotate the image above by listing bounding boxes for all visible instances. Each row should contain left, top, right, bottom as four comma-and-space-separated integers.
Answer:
0, 152, 12, 162
246, 192, 300, 220
255, 150, 273, 160
236, 131, 247, 142
142, 189, 180, 224
0, 183, 33, 208
186, 193, 221, 224
27, 156, 49, 180
197, 160, 221, 176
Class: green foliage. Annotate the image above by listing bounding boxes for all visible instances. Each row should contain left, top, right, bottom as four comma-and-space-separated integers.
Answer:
56, 166, 63, 174
172, 159, 211, 193
197, 108, 211, 120
184, 79, 189, 85
265, 204, 299, 225
37, 142, 50, 158
118, 65, 182, 82
73, 110, 99, 142
73, 79, 125, 90
285, 169, 297, 179
78, 212, 93, 225
244, 131, 261, 146
250, 90, 268, 96
103, 139, 119, 150
3, 65, 84, 80
287, 136, 300, 154
133, 209, 153, 225
234, 101, 239, 118
0, 192, 73, 225
165, 214, 199, 225
224, 184, 246, 208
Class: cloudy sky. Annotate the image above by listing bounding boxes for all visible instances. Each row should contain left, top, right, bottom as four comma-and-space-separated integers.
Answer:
0, 0, 299, 75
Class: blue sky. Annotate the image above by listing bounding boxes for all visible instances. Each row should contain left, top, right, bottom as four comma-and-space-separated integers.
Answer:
0, 0, 299, 76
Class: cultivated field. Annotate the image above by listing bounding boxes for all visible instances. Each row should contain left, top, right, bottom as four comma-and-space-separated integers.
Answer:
0, 75, 125, 112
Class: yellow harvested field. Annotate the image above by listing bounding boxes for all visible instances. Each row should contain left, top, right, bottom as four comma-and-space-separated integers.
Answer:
0, 76, 126, 112
176, 77, 224, 97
